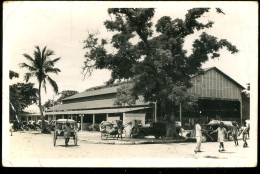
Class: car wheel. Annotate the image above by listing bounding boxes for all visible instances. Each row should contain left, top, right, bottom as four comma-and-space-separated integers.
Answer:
202, 134, 207, 143
138, 132, 145, 139
228, 134, 233, 141
154, 135, 160, 139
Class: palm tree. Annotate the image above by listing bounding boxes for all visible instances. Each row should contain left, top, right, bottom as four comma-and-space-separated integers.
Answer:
20, 46, 61, 132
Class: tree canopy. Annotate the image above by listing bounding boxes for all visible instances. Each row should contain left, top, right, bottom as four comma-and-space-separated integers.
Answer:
10, 82, 38, 114
9, 70, 19, 79
82, 8, 238, 116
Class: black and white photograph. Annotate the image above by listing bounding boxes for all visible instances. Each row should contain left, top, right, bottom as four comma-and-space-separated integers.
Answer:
2, 1, 258, 167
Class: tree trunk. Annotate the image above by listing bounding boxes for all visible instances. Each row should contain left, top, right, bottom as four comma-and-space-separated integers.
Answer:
38, 81, 45, 131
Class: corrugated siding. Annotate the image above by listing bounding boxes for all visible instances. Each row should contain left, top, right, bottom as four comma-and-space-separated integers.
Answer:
188, 69, 241, 100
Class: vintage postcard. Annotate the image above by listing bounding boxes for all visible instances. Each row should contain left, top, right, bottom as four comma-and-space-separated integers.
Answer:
2, 1, 258, 167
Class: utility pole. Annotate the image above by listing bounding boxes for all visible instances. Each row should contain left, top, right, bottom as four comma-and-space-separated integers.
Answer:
179, 103, 182, 123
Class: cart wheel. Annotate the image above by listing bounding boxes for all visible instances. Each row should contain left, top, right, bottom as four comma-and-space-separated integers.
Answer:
101, 132, 105, 140
74, 133, 77, 146
122, 129, 126, 138
53, 131, 57, 146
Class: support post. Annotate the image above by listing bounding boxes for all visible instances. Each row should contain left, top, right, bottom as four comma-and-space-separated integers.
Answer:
106, 113, 109, 121
81, 115, 83, 131
62, 115, 64, 119
26, 116, 28, 124
155, 101, 157, 122
240, 96, 243, 125
93, 114, 95, 126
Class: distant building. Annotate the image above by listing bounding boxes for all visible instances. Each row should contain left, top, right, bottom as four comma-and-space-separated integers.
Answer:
44, 67, 250, 130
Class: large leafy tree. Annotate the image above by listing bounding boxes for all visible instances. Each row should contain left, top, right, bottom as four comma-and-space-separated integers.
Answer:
9, 70, 38, 120
20, 46, 61, 130
82, 8, 238, 119
10, 82, 38, 114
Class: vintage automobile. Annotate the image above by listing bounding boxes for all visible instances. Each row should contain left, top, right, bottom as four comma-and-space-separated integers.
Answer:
27, 120, 37, 129
53, 119, 78, 146
131, 122, 167, 139
201, 120, 235, 142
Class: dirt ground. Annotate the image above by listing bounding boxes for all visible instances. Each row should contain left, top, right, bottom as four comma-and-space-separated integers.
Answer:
3, 131, 255, 167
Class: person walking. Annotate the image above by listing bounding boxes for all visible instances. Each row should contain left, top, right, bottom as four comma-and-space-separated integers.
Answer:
63, 122, 71, 147
10, 122, 13, 136
77, 121, 81, 131
231, 122, 239, 146
211, 122, 227, 152
194, 118, 202, 153
239, 122, 249, 148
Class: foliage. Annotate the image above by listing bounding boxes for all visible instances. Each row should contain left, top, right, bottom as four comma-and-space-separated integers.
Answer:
43, 90, 79, 110
82, 8, 238, 116
43, 99, 57, 110
56, 90, 79, 104
9, 83, 38, 114
9, 70, 19, 79
20, 45, 61, 130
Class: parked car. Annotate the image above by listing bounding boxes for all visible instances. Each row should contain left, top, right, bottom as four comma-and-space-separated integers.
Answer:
36, 120, 49, 128
201, 120, 235, 142
27, 120, 36, 129
131, 122, 167, 139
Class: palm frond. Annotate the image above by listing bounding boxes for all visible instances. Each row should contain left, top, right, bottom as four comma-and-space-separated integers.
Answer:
34, 46, 42, 61
22, 53, 34, 63
41, 46, 48, 63
45, 67, 61, 74
47, 76, 58, 94
52, 57, 61, 64
45, 49, 55, 57
43, 57, 61, 67
19, 63, 37, 71
24, 72, 34, 82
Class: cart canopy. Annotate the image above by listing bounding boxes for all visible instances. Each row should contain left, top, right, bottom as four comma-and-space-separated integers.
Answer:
56, 119, 76, 123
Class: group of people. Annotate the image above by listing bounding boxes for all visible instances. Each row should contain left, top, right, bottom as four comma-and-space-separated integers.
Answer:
194, 119, 250, 153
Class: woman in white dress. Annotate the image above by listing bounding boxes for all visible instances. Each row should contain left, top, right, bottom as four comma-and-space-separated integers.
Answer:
211, 122, 227, 152
194, 118, 202, 153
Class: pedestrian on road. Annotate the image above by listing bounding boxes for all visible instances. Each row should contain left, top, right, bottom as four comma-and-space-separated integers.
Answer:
239, 122, 249, 148
231, 122, 239, 146
77, 121, 81, 131
247, 123, 250, 138
63, 122, 71, 147
194, 118, 202, 153
10, 122, 13, 136
211, 122, 227, 152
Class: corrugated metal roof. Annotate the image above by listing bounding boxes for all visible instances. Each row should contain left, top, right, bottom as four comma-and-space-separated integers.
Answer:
45, 107, 147, 115
62, 86, 118, 101
47, 96, 147, 112
63, 67, 244, 102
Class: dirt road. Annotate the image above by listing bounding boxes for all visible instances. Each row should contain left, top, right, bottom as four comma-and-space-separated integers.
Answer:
4, 131, 255, 167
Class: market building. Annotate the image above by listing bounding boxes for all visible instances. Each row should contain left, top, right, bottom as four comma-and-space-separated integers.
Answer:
44, 67, 250, 130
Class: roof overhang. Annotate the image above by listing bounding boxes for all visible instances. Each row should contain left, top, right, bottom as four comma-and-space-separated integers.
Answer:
44, 107, 149, 115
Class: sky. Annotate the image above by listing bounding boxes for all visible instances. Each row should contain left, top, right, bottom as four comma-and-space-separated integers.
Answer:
3, 1, 258, 113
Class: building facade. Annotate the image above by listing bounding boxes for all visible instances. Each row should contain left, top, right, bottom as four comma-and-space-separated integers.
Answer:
44, 67, 250, 130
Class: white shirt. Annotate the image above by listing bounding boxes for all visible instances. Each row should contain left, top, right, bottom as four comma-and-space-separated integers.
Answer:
195, 124, 202, 137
